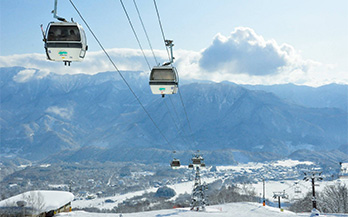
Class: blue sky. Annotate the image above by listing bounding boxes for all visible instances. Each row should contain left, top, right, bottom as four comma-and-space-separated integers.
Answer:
0, 0, 347, 86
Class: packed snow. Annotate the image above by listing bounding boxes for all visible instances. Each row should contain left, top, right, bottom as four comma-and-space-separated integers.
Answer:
57, 202, 348, 217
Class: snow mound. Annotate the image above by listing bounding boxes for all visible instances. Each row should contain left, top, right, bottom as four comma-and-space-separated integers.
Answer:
0, 190, 74, 214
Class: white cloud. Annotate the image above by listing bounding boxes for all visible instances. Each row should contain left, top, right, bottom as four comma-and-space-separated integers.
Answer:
1, 27, 347, 86
12, 69, 50, 83
0, 49, 168, 76
12, 69, 36, 83
173, 27, 347, 86
198, 27, 309, 76
45, 106, 74, 120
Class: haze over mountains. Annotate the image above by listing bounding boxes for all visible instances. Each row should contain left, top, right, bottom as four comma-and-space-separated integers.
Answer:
0, 67, 347, 164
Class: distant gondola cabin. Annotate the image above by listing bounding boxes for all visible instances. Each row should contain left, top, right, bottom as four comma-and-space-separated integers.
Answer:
171, 159, 181, 168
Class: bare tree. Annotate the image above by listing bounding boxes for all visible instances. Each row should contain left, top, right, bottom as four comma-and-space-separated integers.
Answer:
22, 191, 46, 216
239, 183, 257, 200
290, 192, 316, 213
320, 183, 348, 213
290, 183, 348, 214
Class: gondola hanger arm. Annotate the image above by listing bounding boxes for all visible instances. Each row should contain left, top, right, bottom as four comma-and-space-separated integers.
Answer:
52, 0, 67, 22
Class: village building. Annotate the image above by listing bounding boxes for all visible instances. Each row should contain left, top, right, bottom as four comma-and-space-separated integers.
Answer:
340, 162, 348, 179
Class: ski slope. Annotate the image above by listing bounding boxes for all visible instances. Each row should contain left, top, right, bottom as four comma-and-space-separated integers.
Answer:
250, 178, 348, 203
57, 202, 348, 217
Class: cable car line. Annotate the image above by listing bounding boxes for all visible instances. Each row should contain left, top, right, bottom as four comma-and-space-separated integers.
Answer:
163, 97, 190, 146
167, 95, 194, 149
151, 1, 197, 150
120, 0, 186, 149
69, 0, 171, 147
153, 0, 171, 62
129, 0, 187, 166
178, 88, 196, 147
113, 0, 184, 153
120, 0, 152, 71
151, 0, 196, 146
121, 1, 182, 141
69, 0, 194, 168
168, 96, 185, 137
168, 97, 180, 122
133, 0, 159, 66
122, 0, 197, 164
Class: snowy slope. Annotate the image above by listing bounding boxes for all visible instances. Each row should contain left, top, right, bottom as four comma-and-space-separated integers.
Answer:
250, 178, 348, 203
57, 202, 348, 217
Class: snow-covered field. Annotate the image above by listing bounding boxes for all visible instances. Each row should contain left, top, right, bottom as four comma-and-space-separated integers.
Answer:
73, 187, 157, 210
72, 160, 348, 210
72, 177, 218, 209
216, 159, 313, 172
58, 202, 348, 217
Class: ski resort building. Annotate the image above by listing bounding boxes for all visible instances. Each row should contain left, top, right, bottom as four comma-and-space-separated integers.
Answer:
0, 190, 74, 216
340, 162, 348, 178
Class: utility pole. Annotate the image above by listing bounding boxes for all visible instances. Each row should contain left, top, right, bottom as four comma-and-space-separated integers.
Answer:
262, 178, 266, 206
303, 171, 323, 213
273, 191, 288, 211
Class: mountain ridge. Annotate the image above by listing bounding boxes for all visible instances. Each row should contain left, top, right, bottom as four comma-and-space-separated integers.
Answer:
1, 67, 347, 163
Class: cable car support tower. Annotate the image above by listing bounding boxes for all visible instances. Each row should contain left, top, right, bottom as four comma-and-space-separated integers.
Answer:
189, 151, 208, 211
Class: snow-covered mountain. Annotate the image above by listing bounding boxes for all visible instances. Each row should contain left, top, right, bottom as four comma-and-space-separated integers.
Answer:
1, 67, 347, 163
242, 83, 348, 111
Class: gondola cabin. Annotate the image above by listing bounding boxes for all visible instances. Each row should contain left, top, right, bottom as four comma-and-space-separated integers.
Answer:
44, 22, 87, 65
170, 159, 181, 169
192, 156, 202, 165
149, 66, 178, 96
